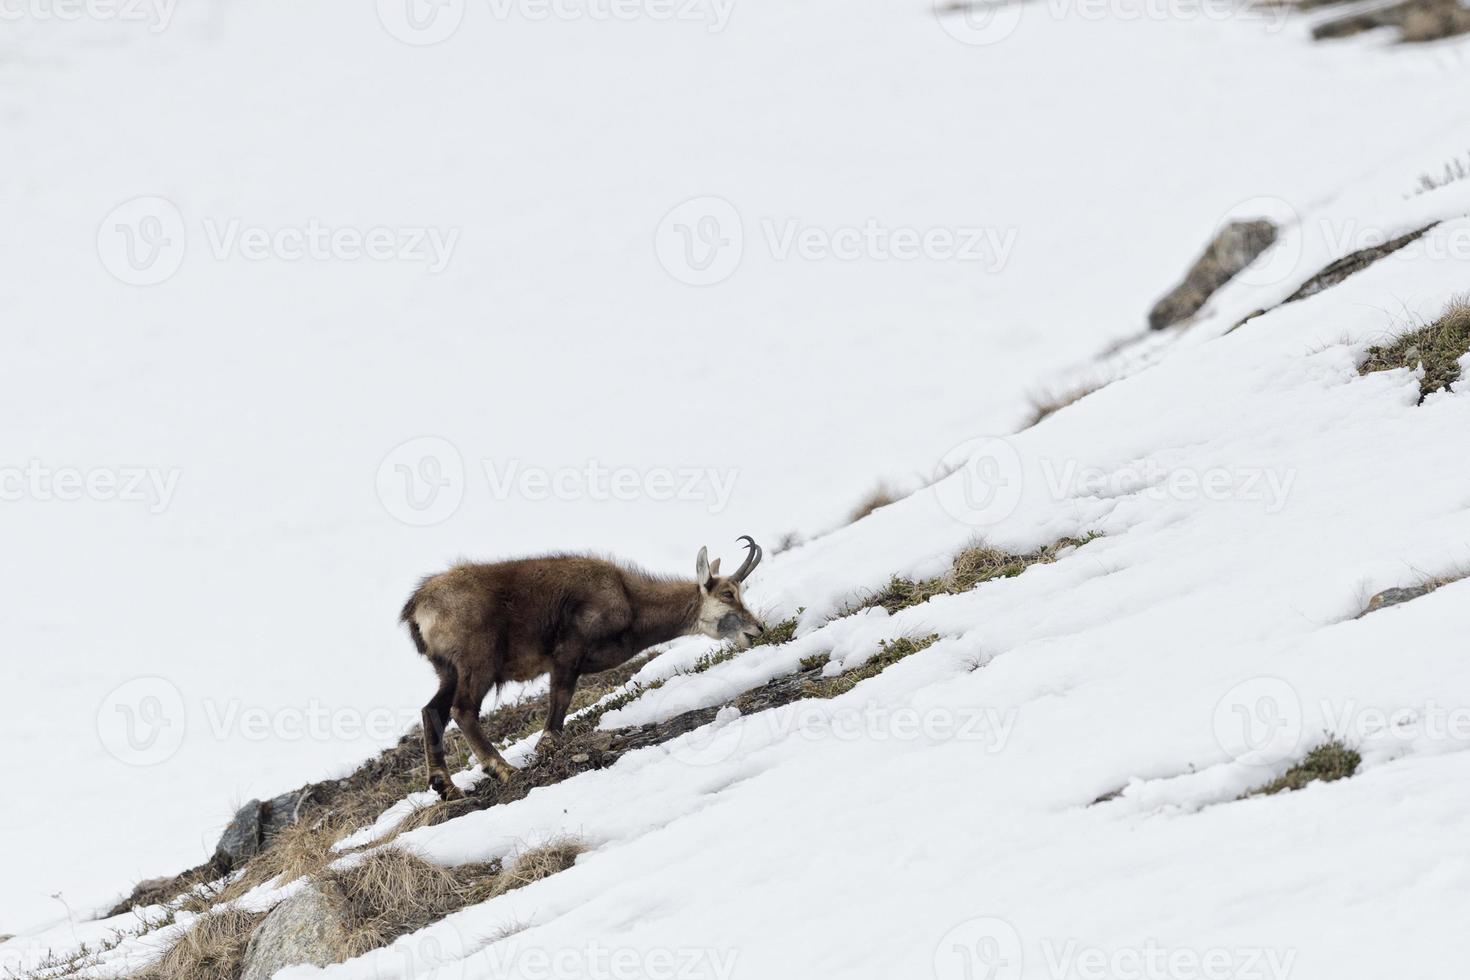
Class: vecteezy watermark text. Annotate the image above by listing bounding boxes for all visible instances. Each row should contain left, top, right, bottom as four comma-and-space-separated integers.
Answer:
97, 196, 461, 285
931, 435, 1298, 529
934, 916, 1296, 980
0, 0, 178, 31
0, 461, 181, 513
654, 196, 1017, 285
482, 940, 739, 980
376, 437, 740, 526
375, 0, 734, 45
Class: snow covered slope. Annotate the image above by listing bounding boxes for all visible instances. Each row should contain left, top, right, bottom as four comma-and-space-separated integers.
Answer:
4, 0, 1470, 973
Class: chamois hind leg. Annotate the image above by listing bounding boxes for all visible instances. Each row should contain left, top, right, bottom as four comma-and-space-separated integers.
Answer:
421, 660, 461, 800
451, 669, 516, 784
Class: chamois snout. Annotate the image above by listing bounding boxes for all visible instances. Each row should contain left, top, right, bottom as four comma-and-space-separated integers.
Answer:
695, 535, 765, 647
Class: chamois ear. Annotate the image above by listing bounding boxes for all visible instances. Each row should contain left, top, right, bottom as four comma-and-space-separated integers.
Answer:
708, 558, 721, 576
695, 546, 711, 590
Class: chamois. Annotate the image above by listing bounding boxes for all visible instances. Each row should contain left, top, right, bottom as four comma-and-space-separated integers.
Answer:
401, 537, 765, 799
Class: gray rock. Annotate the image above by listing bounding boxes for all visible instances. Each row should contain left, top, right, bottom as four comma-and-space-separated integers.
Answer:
213, 788, 316, 870
239, 885, 344, 980
214, 800, 265, 869
1284, 225, 1433, 304
1149, 219, 1278, 330
1362, 585, 1435, 616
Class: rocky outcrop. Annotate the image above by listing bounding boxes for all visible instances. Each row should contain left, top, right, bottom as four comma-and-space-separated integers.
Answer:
1361, 585, 1436, 616
1313, 0, 1470, 43
1148, 219, 1278, 330
1284, 224, 1434, 304
214, 788, 316, 869
239, 886, 345, 980
1229, 222, 1437, 334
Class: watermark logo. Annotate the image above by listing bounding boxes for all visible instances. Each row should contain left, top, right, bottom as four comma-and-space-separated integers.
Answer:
935, 916, 1024, 980
933, 436, 1025, 527
655, 197, 1016, 285
97, 196, 187, 286
1213, 676, 1303, 766
97, 196, 461, 285
377, 436, 466, 527
934, 0, 1024, 45
376, 0, 467, 43
655, 196, 744, 286
936, 918, 1296, 980
97, 676, 187, 766
666, 703, 749, 769
376, 0, 732, 40
1222, 197, 1301, 289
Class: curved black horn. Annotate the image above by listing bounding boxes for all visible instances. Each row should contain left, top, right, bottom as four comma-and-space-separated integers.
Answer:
732, 535, 763, 582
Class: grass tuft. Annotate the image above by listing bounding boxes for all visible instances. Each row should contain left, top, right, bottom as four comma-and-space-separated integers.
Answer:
489, 839, 586, 897
130, 908, 263, 980
846, 485, 898, 524
846, 536, 1099, 616
1410, 151, 1470, 197
804, 634, 940, 699
1025, 379, 1109, 427
1241, 740, 1361, 798
319, 849, 503, 959
1360, 296, 1470, 401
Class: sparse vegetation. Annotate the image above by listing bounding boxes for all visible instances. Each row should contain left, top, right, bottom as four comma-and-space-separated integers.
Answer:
846, 485, 897, 524
1410, 151, 1470, 197
1241, 740, 1360, 798
846, 535, 1099, 616
121, 841, 585, 980
68, 537, 1092, 980
1360, 296, 1470, 402
129, 908, 263, 980
799, 652, 830, 672
319, 849, 504, 959
1359, 573, 1466, 617
1025, 379, 1109, 427
488, 839, 585, 895
804, 635, 940, 699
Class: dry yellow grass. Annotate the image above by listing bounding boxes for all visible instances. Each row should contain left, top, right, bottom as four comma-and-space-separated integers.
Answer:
318, 848, 503, 959
129, 909, 262, 980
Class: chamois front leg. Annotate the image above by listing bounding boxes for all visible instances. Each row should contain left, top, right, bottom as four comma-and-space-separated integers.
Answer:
544, 660, 579, 736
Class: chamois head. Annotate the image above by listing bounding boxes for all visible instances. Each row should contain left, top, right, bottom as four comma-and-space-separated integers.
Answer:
694, 535, 764, 648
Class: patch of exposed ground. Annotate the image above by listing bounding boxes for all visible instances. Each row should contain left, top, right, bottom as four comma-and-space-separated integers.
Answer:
83, 537, 1092, 980
1409, 151, 1470, 197
801, 635, 940, 699
1240, 741, 1361, 798
1285, 225, 1437, 304
1358, 571, 1466, 617
1359, 296, 1470, 402
844, 536, 1099, 616
1025, 379, 1110, 427
1231, 223, 1437, 332
1310, 0, 1470, 42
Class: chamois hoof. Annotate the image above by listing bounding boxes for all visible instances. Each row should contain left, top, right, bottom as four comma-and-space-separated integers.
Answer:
429, 773, 463, 800
488, 762, 516, 784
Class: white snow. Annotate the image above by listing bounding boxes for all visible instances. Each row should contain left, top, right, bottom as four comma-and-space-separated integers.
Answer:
4, 0, 1470, 977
